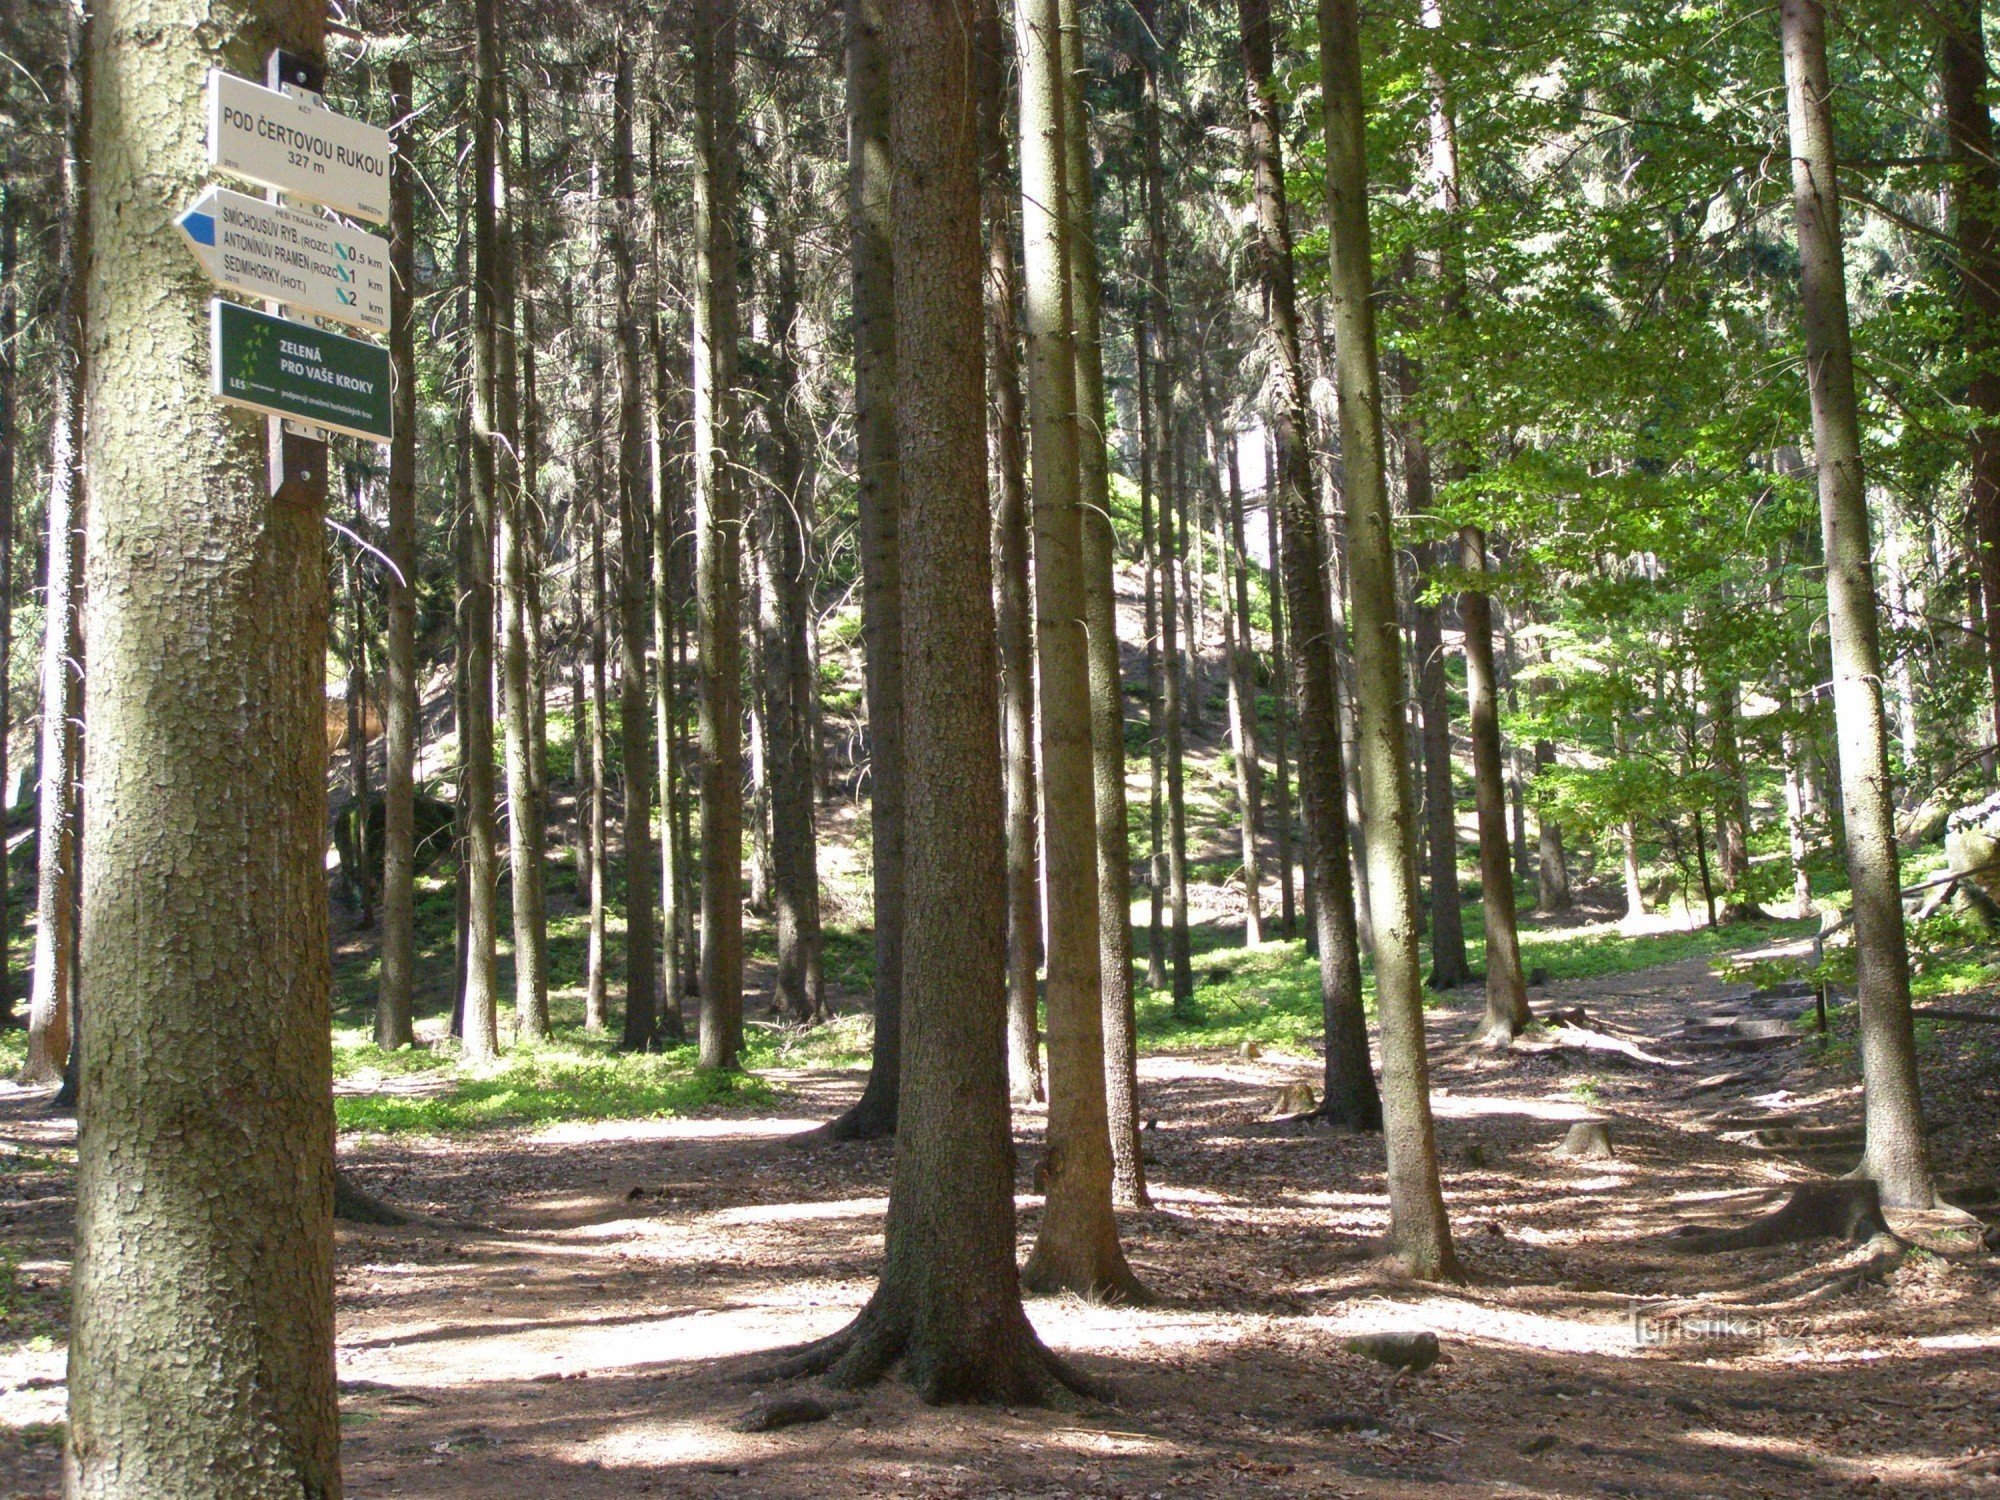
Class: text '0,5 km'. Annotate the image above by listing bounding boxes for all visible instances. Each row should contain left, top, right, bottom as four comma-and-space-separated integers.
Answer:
207, 69, 392, 224
176, 185, 390, 334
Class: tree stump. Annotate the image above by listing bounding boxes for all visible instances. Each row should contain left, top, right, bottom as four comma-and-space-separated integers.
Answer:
1557, 1122, 1615, 1159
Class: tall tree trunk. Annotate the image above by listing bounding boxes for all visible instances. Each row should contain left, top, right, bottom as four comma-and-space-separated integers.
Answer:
1942, 0, 2000, 750
1136, 317, 1169, 989
653, 291, 689, 1040
778, 0, 1089, 1400
500, 67, 549, 1041
694, 0, 744, 1068
1464, 528, 1529, 1043
461, 0, 507, 1062
1137, 0, 1194, 1012
25, 0, 88, 1085
1395, 371, 1469, 988
1016, 0, 1141, 1301
1615, 719, 1646, 926
586, 419, 611, 1033
1320, 0, 1460, 1280
1058, 0, 1146, 1211
1780, 0, 1934, 1208
0, 187, 13, 1026
611, 45, 659, 1051
1268, 440, 1298, 938
977, 11, 1045, 1106
822, 0, 904, 1138
378, 55, 419, 1051
519, 89, 549, 858
1207, 382, 1264, 948
344, 514, 372, 923
69, 8, 341, 1488
1711, 676, 1760, 919
755, 211, 825, 1024
1241, 0, 1380, 1130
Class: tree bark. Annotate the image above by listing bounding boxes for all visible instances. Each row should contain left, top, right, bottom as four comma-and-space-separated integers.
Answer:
976, 10, 1045, 1106
1016, 0, 1141, 1301
586, 402, 612, 1034
499, 62, 548, 1041
1136, 317, 1169, 989
377, 54, 419, 1051
1137, 0, 1194, 1012
68, 8, 342, 1489
1942, 0, 2000, 749
694, 0, 745, 1068
821, 0, 904, 1138
1058, 0, 1146, 1211
461, 0, 506, 1062
1320, 0, 1460, 1280
1241, 0, 1380, 1130
1780, 0, 1935, 1208
755, 205, 825, 1024
1205, 377, 1264, 948
652, 273, 689, 1041
775, 0, 1089, 1401
24, 0, 87, 1086
1464, 527, 1529, 1043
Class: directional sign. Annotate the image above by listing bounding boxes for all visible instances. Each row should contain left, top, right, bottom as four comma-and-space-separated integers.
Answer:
207, 69, 391, 223
176, 186, 389, 334
211, 300, 391, 445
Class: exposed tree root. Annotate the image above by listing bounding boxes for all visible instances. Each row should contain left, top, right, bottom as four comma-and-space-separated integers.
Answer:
805, 1089, 897, 1145
749, 1294, 1107, 1407
334, 1169, 410, 1226
1669, 1179, 1890, 1253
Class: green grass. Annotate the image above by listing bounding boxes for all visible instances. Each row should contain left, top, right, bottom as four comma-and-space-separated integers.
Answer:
335, 1033, 775, 1134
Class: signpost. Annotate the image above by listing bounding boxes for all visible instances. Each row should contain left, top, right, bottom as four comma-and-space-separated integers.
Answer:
207, 68, 391, 224
175, 185, 389, 334
211, 300, 392, 444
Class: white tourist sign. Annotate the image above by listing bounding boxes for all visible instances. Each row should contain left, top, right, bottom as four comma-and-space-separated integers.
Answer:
175, 186, 389, 334
207, 69, 391, 224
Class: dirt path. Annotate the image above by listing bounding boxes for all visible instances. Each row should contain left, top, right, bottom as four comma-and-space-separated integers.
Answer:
2, 940, 1997, 1498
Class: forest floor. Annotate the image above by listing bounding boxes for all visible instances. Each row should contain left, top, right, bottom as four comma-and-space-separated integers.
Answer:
0, 923, 1997, 1497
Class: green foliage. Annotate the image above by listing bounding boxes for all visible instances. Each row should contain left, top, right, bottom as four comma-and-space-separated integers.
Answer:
335, 1035, 776, 1135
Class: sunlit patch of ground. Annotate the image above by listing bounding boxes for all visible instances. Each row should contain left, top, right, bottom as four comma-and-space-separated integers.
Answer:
2, 940, 1997, 1498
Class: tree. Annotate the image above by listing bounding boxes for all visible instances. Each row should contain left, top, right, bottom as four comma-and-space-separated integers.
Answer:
771, 0, 1089, 1401
23, 0, 88, 1086
612, 41, 659, 1052
1059, 0, 1146, 1210
1320, 0, 1459, 1280
377, 52, 419, 1052
1016, 0, 1141, 1301
822, 0, 904, 1138
67, 6, 340, 1487
1778, 0, 1934, 1209
694, 0, 745, 1070
1240, 0, 1379, 1130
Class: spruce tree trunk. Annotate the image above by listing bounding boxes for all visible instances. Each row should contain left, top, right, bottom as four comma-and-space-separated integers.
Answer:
1463, 527, 1529, 1043
1016, 0, 1141, 1301
1207, 384, 1264, 947
1534, 736, 1571, 913
976, 8, 1045, 1106
611, 45, 659, 1051
1136, 318, 1170, 989
1058, 0, 1146, 1211
68, 7, 342, 1489
1711, 677, 1759, 917
1942, 0, 2000, 748
25, 0, 88, 1086
586, 427, 611, 1034
694, 0, 745, 1068
756, 218, 824, 1023
780, 0, 1087, 1400
1396, 386, 1469, 988
461, 0, 506, 1062
653, 307, 689, 1040
378, 54, 419, 1051
1269, 483, 1298, 939
1780, 0, 1935, 1208
822, 0, 904, 1139
0, 188, 13, 1024
1320, 0, 1459, 1280
499, 66, 548, 1041
1137, 0, 1194, 1011
1615, 719, 1646, 925
1241, 0, 1380, 1129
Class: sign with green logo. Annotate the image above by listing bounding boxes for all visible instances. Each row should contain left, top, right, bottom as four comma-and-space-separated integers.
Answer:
210, 299, 390, 444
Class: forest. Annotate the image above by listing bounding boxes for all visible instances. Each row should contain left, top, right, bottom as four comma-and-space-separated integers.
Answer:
0, 0, 1997, 1493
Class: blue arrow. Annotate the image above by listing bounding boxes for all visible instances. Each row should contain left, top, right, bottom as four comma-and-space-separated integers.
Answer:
179, 208, 216, 248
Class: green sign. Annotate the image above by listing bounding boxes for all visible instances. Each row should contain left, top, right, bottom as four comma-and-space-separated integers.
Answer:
210, 299, 391, 444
